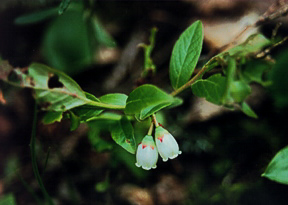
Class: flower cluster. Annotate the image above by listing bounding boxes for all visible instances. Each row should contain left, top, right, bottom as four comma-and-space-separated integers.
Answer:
135, 126, 181, 170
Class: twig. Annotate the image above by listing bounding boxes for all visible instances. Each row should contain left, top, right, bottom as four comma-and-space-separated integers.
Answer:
170, 60, 218, 97
219, 2, 288, 53
256, 35, 288, 58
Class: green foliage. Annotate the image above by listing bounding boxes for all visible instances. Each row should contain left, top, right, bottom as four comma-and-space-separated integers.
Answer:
230, 80, 251, 103
71, 92, 103, 122
0, 193, 17, 205
170, 20, 203, 89
14, 2, 116, 75
240, 59, 271, 86
241, 102, 258, 119
88, 118, 115, 152
0, 63, 124, 112
99, 93, 128, 106
0, 19, 283, 158
88, 113, 136, 153
125, 84, 181, 120
89, 16, 117, 47
42, 111, 63, 124
139, 27, 158, 77
262, 146, 288, 185
58, 0, 71, 15
7, 63, 88, 111
42, 9, 93, 74
14, 8, 58, 25
191, 74, 226, 105
69, 111, 80, 131
217, 34, 271, 58
111, 116, 136, 154
190, 33, 272, 117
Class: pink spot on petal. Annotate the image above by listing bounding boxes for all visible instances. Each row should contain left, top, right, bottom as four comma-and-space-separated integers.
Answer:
158, 136, 164, 143
142, 145, 147, 149
151, 146, 154, 150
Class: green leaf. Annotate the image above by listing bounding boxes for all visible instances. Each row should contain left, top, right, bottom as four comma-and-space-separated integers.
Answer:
140, 27, 157, 77
42, 9, 92, 75
0, 62, 125, 111
14, 8, 58, 25
111, 116, 136, 154
99, 93, 128, 106
71, 92, 103, 122
11, 63, 87, 111
262, 146, 288, 185
191, 74, 226, 105
58, 0, 71, 15
241, 102, 258, 118
170, 20, 203, 89
87, 113, 135, 152
166, 97, 183, 109
73, 93, 127, 122
218, 34, 271, 58
69, 111, 80, 131
42, 111, 63, 124
90, 16, 116, 47
0, 193, 17, 205
125, 84, 178, 120
140, 102, 172, 120
222, 57, 237, 105
241, 60, 272, 86
88, 119, 115, 152
230, 81, 251, 103
87, 112, 125, 122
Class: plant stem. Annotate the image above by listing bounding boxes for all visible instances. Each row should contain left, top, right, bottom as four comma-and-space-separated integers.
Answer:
43, 147, 51, 173
86, 99, 125, 110
151, 114, 159, 127
147, 122, 154, 135
170, 61, 218, 97
30, 103, 54, 205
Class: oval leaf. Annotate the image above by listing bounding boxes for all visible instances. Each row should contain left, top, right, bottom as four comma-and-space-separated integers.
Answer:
125, 84, 178, 119
111, 116, 136, 154
170, 20, 203, 89
0, 62, 125, 111
262, 146, 288, 185
18, 63, 88, 111
42, 111, 63, 124
191, 74, 226, 105
99, 93, 128, 106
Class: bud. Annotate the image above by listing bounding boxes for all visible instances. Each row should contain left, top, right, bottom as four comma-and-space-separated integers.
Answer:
155, 126, 181, 162
135, 135, 158, 170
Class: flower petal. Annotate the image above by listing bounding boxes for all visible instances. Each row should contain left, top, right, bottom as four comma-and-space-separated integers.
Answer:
135, 135, 158, 170
155, 127, 181, 162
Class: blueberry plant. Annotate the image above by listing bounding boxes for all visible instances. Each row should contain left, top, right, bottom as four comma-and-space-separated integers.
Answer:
1, 2, 288, 204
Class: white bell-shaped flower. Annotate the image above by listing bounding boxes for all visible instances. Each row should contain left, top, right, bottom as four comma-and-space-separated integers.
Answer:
135, 135, 158, 170
155, 126, 181, 162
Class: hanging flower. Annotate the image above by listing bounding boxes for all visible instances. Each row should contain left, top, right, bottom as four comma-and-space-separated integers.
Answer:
135, 135, 158, 170
155, 126, 181, 162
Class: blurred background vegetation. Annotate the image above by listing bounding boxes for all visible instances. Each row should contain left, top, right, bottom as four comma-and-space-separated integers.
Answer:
1, 0, 288, 204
